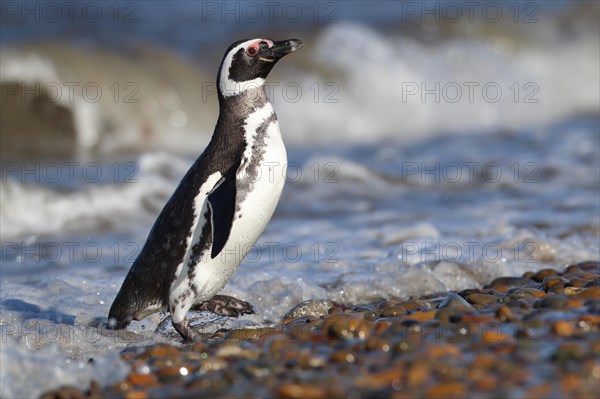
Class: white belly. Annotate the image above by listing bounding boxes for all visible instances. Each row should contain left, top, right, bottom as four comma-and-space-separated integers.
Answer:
208, 121, 287, 288
168, 112, 286, 320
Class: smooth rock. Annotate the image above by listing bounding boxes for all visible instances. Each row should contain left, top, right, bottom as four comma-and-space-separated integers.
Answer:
425, 343, 461, 359
552, 320, 575, 337
228, 327, 274, 341
495, 305, 518, 321
365, 336, 392, 352
487, 277, 538, 290
321, 313, 366, 340
277, 383, 328, 399
127, 372, 159, 387
406, 362, 430, 387
381, 306, 408, 317
573, 287, 600, 300
437, 293, 474, 310
466, 294, 498, 305
565, 277, 590, 288
425, 382, 468, 398
541, 276, 568, 292
283, 299, 337, 320
531, 269, 560, 282
146, 344, 180, 358
534, 295, 570, 309
507, 288, 546, 301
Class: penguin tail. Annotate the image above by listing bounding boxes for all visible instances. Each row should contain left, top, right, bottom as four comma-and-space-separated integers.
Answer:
107, 294, 134, 330
107, 268, 162, 330
107, 257, 164, 330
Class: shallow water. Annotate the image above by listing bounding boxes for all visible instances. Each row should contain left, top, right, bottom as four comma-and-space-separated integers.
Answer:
1, 1, 599, 397
2, 116, 599, 397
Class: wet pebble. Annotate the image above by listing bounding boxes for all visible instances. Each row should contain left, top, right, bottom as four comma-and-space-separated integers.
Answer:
277, 383, 328, 399
398, 300, 433, 311
495, 305, 518, 321
531, 269, 560, 282
466, 293, 498, 306
573, 286, 600, 300
321, 313, 368, 340
487, 276, 538, 290
283, 299, 337, 320
437, 293, 474, 310
535, 295, 570, 309
541, 276, 568, 292
425, 381, 468, 398
507, 288, 546, 301
127, 372, 159, 387
380, 306, 408, 317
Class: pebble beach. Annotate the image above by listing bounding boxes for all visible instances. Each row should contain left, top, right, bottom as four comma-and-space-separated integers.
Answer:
40, 261, 600, 399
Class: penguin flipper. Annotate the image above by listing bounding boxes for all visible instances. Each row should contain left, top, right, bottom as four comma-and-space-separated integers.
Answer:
207, 167, 238, 259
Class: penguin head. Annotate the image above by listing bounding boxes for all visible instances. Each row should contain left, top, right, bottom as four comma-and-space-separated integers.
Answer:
218, 38, 303, 98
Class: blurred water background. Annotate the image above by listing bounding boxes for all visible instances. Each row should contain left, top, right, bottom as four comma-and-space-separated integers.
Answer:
1, 1, 599, 397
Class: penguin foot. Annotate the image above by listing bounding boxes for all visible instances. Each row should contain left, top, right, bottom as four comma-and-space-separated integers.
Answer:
172, 319, 200, 342
192, 295, 255, 317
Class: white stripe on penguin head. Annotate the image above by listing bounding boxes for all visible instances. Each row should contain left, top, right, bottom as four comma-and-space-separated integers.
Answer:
219, 39, 274, 97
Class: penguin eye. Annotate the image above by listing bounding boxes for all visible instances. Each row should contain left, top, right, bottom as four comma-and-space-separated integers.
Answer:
247, 46, 258, 56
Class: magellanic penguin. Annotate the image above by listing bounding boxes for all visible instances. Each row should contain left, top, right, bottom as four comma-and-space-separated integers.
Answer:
108, 38, 303, 341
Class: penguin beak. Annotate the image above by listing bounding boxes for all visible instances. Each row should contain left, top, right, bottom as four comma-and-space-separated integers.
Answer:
262, 39, 303, 61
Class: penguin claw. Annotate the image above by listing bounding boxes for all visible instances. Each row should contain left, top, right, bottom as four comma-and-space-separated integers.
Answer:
192, 295, 255, 317
172, 319, 200, 342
